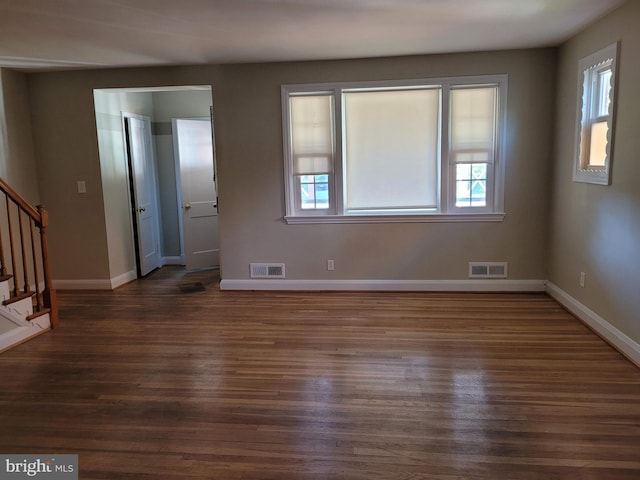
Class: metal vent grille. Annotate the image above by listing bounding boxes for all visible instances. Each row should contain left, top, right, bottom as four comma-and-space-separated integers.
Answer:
469, 262, 508, 278
250, 263, 286, 279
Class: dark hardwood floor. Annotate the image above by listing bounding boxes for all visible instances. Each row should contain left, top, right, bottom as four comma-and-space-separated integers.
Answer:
1, 266, 639, 479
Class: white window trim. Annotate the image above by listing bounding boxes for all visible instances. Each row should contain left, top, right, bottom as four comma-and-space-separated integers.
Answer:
282, 87, 339, 217
573, 42, 619, 185
282, 75, 508, 223
284, 213, 505, 225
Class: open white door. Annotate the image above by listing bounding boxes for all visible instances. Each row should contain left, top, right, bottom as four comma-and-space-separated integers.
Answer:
125, 114, 162, 276
173, 118, 219, 270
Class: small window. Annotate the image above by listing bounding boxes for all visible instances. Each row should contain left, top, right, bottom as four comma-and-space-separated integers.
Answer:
574, 42, 618, 185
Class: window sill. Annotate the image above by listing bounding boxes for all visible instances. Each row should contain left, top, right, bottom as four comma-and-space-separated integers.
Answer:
573, 168, 610, 185
284, 213, 505, 225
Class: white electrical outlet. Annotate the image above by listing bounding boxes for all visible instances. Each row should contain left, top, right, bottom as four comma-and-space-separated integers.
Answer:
327, 259, 335, 271
580, 272, 586, 288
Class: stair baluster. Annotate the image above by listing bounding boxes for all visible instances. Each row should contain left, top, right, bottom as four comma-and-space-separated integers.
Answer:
29, 219, 43, 312
0, 211, 5, 279
18, 209, 30, 294
0, 178, 58, 329
5, 196, 17, 297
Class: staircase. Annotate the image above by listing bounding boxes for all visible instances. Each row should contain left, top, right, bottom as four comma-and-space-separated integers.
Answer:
0, 177, 58, 353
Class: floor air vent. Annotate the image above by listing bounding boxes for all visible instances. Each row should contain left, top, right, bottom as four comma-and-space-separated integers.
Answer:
250, 263, 286, 279
469, 262, 508, 278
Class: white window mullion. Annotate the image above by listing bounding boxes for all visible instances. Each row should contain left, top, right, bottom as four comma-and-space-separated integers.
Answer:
334, 88, 345, 214
493, 80, 507, 213
281, 86, 296, 217
440, 86, 451, 213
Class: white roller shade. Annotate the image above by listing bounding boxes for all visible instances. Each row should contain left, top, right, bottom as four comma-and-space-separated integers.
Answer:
450, 86, 497, 163
343, 88, 440, 210
289, 95, 334, 175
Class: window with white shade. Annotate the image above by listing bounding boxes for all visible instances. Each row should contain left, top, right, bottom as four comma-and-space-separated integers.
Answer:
450, 86, 497, 209
289, 94, 335, 212
574, 42, 618, 185
344, 88, 440, 212
282, 75, 507, 223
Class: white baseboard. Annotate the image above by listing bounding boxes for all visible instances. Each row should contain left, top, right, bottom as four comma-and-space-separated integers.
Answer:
163, 256, 184, 266
546, 282, 640, 368
220, 279, 546, 292
110, 270, 137, 289
53, 279, 112, 290
53, 270, 137, 290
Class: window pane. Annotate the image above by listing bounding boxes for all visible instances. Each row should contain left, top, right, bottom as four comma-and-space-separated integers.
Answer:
300, 182, 316, 209
299, 175, 329, 210
457, 163, 471, 179
450, 86, 496, 160
343, 88, 440, 210
315, 182, 329, 209
596, 68, 612, 118
456, 163, 487, 207
290, 95, 334, 175
589, 120, 608, 167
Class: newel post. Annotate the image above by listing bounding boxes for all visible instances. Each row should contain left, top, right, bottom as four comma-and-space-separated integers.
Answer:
37, 205, 58, 328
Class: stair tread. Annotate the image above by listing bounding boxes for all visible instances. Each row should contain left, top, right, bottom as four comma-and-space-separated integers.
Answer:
26, 308, 51, 322
3, 291, 36, 305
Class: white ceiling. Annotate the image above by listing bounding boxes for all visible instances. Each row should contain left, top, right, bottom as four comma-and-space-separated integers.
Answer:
0, 0, 626, 71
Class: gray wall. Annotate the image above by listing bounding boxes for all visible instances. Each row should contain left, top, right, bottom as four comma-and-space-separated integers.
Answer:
213, 50, 556, 281
549, 0, 640, 342
24, 51, 556, 284
0, 69, 40, 204
0, 69, 43, 290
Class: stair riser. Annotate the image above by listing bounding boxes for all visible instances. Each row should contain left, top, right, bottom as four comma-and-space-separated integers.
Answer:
0, 313, 51, 353
0, 281, 10, 303
3, 296, 34, 319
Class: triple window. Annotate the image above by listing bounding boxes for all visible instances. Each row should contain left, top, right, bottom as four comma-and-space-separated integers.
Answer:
282, 75, 507, 222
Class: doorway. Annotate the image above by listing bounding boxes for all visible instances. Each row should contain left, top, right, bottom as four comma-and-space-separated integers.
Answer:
93, 86, 218, 285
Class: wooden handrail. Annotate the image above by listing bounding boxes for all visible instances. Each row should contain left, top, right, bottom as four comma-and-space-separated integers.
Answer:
0, 178, 40, 222
0, 177, 58, 328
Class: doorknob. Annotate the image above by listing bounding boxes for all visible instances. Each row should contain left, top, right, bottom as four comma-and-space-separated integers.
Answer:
184, 203, 192, 210
138, 207, 146, 213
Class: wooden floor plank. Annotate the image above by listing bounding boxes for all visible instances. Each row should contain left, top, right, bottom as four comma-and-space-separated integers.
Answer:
1, 266, 639, 479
